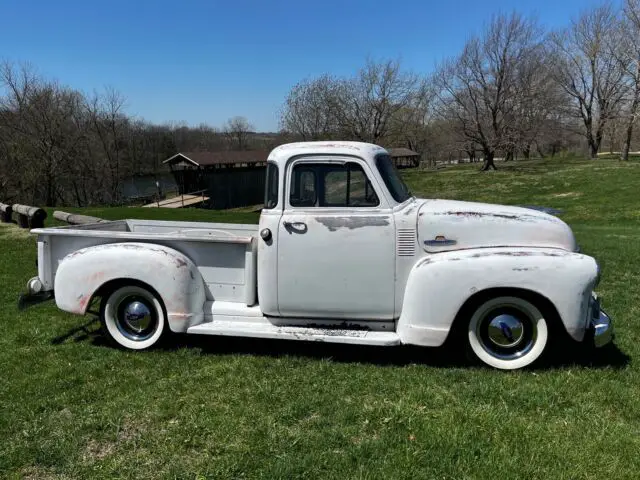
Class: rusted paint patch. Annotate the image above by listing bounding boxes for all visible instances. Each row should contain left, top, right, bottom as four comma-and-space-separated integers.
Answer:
433, 211, 557, 223
417, 249, 570, 268
404, 205, 416, 216
278, 143, 362, 151
76, 293, 90, 312
315, 216, 390, 232
67, 242, 192, 269
416, 257, 434, 268
470, 251, 569, 259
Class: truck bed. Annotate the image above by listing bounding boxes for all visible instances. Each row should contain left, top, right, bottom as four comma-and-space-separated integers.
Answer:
31, 219, 259, 304
34, 218, 258, 243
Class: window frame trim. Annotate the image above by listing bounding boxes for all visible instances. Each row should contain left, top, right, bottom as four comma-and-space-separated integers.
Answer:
374, 152, 414, 205
263, 160, 280, 210
284, 155, 387, 211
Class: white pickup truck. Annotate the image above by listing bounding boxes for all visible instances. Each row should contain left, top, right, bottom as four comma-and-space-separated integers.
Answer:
20, 141, 613, 370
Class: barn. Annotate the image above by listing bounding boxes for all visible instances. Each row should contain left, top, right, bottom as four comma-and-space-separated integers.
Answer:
387, 148, 421, 168
163, 151, 268, 210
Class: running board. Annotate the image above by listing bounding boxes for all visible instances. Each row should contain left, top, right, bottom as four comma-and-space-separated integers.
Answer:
186, 321, 401, 346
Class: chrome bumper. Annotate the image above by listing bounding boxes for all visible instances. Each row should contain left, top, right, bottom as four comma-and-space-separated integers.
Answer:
589, 295, 614, 348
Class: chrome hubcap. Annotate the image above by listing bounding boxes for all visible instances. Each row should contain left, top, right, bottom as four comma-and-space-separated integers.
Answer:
487, 314, 524, 348
123, 301, 152, 333
477, 305, 536, 360
115, 296, 157, 341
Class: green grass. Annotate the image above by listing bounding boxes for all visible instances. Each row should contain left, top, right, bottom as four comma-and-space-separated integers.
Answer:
2, 157, 640, 479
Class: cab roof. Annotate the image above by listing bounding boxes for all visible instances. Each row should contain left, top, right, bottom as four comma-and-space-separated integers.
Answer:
267, 141, 388, 166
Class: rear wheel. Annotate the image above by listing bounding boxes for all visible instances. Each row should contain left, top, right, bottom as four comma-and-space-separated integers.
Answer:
100, 285, 165, 350
466, 295, 549, 370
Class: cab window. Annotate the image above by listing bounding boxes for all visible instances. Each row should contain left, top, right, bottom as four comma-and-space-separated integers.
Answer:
289, 162, 379, 207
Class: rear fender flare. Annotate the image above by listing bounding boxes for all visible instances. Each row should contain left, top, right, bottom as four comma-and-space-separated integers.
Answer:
53, 242, 206, 332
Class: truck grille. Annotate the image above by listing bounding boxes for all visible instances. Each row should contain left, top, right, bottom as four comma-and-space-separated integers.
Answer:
396, 229, 416, 256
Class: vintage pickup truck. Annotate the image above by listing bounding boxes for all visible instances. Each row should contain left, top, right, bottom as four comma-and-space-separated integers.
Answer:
19, 141, 613, 370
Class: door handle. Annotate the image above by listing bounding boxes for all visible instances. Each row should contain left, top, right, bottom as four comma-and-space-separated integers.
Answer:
283, 221, 306, 228
283, 221, 308, 233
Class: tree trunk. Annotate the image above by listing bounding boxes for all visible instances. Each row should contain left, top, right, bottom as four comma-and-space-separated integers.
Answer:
609, 123, 616, 154
590, 128, 604, 159
621, 95, 640, 161
622, 119, 634, 161
466, 149, 475, 163
481, 151, 497, 171
522, 144, 531, 160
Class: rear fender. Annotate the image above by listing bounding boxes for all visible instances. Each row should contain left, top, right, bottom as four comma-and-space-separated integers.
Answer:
54, 242, 206, 332
397, 247, 599, 346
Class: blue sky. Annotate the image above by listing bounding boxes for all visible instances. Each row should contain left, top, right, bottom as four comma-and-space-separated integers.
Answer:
1, 0, 618, 131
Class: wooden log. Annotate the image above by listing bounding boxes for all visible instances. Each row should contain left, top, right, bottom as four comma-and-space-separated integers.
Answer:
12, 204, 47, 228
0, 203, 12, 223
53, 210, 105, 225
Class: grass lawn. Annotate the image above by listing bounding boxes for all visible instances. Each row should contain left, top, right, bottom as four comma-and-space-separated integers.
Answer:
2, 157, 640, 479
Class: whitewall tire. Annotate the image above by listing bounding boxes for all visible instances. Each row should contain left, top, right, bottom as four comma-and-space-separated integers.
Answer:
101, 285, 166, 350
467, 296, 549, 370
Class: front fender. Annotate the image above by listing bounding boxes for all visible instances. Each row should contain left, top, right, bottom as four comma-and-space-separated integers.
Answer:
54, 242, 206, 332
397, 247, 599, 347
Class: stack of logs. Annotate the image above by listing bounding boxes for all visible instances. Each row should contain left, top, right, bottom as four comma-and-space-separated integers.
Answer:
0, 203, 47, 228
0, 204, 106, 229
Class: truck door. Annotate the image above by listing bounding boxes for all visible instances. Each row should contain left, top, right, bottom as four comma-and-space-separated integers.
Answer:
276, 157, 395, 320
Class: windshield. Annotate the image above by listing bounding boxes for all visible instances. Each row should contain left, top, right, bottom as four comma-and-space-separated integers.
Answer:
375, 153, 412, 203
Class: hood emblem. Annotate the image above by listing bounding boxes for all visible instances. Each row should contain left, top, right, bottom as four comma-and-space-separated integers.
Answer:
424, 235, 457, 246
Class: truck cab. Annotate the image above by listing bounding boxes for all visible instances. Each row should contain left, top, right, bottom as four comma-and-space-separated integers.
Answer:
21, 141, 614, 370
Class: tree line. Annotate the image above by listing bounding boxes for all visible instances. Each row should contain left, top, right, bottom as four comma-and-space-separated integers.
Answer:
0, 62, 280, 206
279, 0, 640, 170
3, 0, 640, 207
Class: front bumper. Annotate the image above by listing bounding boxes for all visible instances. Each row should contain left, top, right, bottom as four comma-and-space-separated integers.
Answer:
588, 295, 614, 348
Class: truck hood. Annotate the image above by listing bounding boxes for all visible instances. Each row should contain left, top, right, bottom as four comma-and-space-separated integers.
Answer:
416, 199, 577, 253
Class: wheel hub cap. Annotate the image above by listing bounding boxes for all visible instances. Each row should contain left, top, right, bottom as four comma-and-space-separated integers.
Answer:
122, 300, 153, 334
487, 314, 525, 348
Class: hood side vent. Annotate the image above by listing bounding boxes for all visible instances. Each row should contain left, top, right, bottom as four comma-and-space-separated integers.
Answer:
397, 228, 416, 257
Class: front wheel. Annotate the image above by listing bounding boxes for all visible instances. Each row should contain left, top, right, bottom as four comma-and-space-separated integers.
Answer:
467, 295, 549, 370
100, 284, 166, 350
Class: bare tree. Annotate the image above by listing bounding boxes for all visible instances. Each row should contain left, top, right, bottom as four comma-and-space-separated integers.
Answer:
386, 82, 435, 153
223, 116, 254, 150
0, 61, 89, 205
334, 58, 425, 143
86, 86, 128, 203
550, 3, 628, 159
432, 12, 548, 170
279, 74, 341, 140
616, 0, 640, 160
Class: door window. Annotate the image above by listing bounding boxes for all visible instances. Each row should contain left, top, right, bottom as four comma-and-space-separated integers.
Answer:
289, 162, 379, 207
